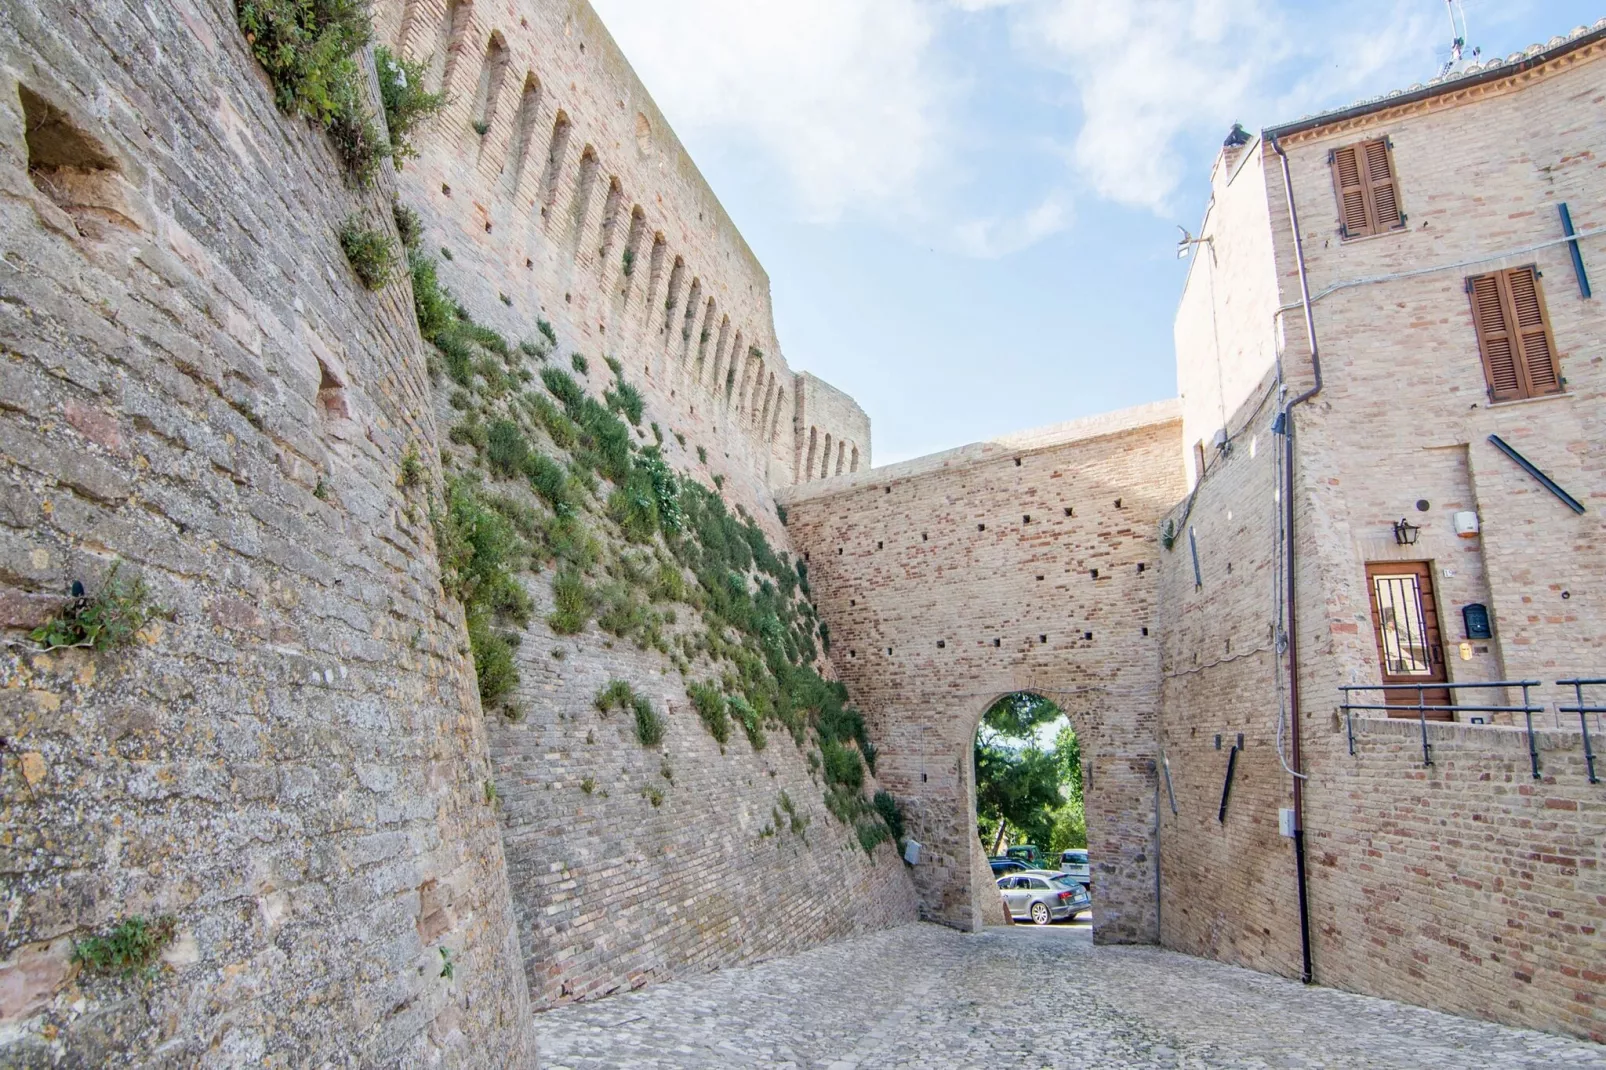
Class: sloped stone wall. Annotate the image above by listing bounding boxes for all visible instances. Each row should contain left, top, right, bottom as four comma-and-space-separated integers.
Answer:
0, 0, 532, 1064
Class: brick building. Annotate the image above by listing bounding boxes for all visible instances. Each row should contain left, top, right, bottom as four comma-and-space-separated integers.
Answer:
1159, 20, 1606, 1041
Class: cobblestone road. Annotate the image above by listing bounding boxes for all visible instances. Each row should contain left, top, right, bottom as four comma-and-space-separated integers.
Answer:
535, 922, 1605, 1069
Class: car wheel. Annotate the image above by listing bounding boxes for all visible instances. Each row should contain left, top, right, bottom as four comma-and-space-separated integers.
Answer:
1030, 902, 1050, 926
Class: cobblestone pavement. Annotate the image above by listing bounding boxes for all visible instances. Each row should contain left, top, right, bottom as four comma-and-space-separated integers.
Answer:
535, 922, 1606, 1069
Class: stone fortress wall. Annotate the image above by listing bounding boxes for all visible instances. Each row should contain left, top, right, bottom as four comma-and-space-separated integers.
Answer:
371, 0, 868, 522
0, 0, 908, 1065
779, 403, 1187, 943
0, 0, 534, 1063
368, 0, 913, 1018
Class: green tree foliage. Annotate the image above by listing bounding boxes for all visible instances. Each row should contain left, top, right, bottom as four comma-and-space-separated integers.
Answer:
974, 693, 1085, 854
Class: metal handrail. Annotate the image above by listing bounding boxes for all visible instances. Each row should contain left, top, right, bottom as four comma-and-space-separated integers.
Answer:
1339, 681, 1543, 774
1557, 679, 1604, 785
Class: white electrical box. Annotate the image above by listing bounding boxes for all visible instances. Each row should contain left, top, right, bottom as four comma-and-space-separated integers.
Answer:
1278, 808, 1297, 838
903, 839, 922, 865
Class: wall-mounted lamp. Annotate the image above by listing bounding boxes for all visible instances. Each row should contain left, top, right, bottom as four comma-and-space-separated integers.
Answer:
1392, 518, 1421, 546
1176, 226, 1214, 260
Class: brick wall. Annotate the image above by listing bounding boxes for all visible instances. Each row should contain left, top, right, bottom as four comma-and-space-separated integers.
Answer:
781, 404, 1187, 942
1158, 34, 1606, 1042
0, 1, 532, 1062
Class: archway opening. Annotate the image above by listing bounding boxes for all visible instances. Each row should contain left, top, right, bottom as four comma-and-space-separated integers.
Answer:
974, 691, 1091, 932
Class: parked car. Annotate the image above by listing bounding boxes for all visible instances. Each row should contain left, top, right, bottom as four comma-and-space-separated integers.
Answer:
1004, 844, 1046, 867
989, 858, 1027, 877
1058, 849, 1091, 886
996, 874, 1091, 925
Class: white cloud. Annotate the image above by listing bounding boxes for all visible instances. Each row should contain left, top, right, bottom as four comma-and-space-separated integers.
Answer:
1000, 0, 1441, 213
590, 0, 948, 223
953, 193, 1071, 258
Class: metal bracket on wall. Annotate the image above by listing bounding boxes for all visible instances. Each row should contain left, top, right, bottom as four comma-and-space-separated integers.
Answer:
1488, 435, 1585, 515
1161, 752, 1178, 815
1559, 203, 1593, 299
1189, 526, 1203, 590
1217, 743, 1240, 823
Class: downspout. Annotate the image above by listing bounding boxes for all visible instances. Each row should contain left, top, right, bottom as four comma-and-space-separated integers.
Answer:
1270, 135, 1319, 985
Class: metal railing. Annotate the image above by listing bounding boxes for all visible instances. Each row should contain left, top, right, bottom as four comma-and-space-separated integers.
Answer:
1338, 681, 1544, 774
1557, 680, 1604, 785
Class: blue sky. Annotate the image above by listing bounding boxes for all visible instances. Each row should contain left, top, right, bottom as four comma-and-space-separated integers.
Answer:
590, 1, 1602, 464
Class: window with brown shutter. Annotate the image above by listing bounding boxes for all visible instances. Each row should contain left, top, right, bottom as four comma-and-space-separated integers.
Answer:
1467, 266, 1563, 402
1329, 138, 1404, 238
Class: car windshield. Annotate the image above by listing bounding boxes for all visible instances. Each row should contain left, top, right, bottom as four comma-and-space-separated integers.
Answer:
1049, 877, 1081, 890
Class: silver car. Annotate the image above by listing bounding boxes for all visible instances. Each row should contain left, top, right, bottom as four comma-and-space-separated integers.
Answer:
1058, 850, 1091, 885
997, 874, 1091, 925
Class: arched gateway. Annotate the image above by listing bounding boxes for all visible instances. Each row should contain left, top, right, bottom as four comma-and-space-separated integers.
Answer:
778, 403, 1185, 942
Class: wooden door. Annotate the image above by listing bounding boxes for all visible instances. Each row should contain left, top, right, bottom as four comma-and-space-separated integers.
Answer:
1365, 562, 1452, 719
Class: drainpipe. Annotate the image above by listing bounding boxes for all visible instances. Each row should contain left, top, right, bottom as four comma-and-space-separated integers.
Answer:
1270, 135, 1319, 986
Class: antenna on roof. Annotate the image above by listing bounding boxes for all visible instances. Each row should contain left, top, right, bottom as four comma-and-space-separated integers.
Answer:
1439, 0, 1481, 77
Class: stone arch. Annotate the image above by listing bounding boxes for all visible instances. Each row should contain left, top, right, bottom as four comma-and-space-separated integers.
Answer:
596, 176, 624, 262
643, 232, 667, 326
661, 257, 686, 339
568, 144, 599, 250
708, 315, 731, 391
724, 332, 743, 402
849, 444, 860, 473
804, 426, 818, 482
470, 31, 511, 149
769, 387, 786, 442
775, 410, 1184, 940
679, 277, 702, 359
619, 206, 647, 301
820, 433, 833, 479
694, 297, 717, 377
539, 110, 572, 216
503, 73, 541, 196
433, 0, 475, 97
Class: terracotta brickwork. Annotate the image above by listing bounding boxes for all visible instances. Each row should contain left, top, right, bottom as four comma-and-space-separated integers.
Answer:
780, 404, 1187, 942
1160, 29, 1606, 1042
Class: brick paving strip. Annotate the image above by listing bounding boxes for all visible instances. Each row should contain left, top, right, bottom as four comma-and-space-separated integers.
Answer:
535, 923, 1606, 1069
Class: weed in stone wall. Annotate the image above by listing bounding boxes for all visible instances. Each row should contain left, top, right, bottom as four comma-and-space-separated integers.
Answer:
594, 679, 633, 714
696, 445, 707, 465
856, 818, 890, 855
235, 0, 388, 184
634, 694, 665, 746
621, 247, 635, 276
537, 319, 557, 345
581, 777, 595, 794
30, 563, 162, 652
642, 785, 664, 807
604, 382, 644, 426
471, 119, 490, 136
779, 790, 809, 837
338, 215, 397, 290
433, 475, 531, 708
486, 419, 530, 479
549, 566, 591, 635
571, 353, 589, 376
392, 199, 422, 250
873, 790, 905, 843
399, 443, 425, 488
374, 45, 445, 164
71, 915, 176, 980
727, 694, 766, 751
438, 947, 454, 979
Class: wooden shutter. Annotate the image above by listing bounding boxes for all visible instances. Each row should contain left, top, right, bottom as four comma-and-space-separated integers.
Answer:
1363, 139, 1403, 231
1468, 267, 1562, 402
1330, 144, 1371, 237
1505, 267, 1562, 396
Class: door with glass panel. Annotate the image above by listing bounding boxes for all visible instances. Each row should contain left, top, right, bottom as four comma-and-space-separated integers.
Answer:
1365, 562, 1452, 719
